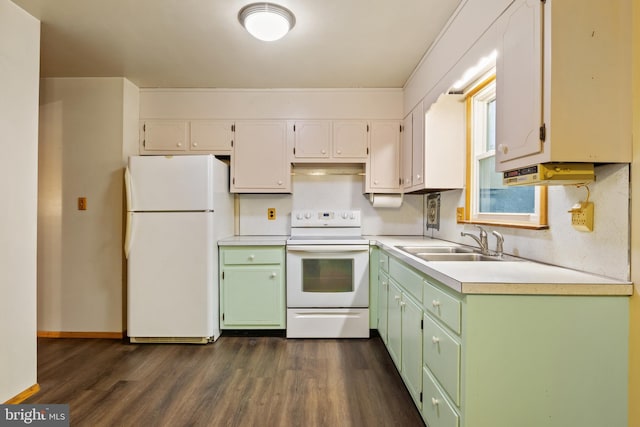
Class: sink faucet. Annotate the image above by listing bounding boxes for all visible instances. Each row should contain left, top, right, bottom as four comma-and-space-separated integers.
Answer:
492, 230, 504, 257
461, 226, 489, 255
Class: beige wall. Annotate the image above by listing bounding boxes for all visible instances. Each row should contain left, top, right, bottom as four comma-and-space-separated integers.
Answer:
0, 0, 39, 402
38, 77, 139, 333
629, 1, 639, 425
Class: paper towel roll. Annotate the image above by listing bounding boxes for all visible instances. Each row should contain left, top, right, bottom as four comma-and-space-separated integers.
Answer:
369, 193, 403, 208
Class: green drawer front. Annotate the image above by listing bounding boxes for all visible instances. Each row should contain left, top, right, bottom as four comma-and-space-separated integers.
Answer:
423, 313, 461, 405
222, 247, 283, 265
422, 368, 460, 427
389, 257, 423, 303
379, 251, 389, 273
423, 282, 461, 335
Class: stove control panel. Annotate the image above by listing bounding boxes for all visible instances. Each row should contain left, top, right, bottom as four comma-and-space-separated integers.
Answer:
291, 210, 361, 227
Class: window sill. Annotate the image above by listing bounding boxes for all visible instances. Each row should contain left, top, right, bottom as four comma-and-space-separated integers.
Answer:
457, 219, 549, 230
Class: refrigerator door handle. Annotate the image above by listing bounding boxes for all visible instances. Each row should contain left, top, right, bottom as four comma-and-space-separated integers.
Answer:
124, 212, 133, 259
124, 167, 132, 212
124, 168, 133, 259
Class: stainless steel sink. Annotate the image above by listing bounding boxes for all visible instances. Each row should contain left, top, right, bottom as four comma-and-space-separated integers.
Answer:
397, 246, 474, 255
414, 253, 503, 262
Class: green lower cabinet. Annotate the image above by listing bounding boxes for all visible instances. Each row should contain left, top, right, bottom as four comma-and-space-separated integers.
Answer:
220, 246, 285, 329
400, 293, 423, 409
378, 270, 390, 344
376, 250, 629, 427
387, 280, 403, 367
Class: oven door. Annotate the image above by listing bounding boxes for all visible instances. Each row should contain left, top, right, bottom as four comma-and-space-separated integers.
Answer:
286, 245, 369, 308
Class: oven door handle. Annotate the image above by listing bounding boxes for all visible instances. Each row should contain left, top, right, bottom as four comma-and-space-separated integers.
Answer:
287, 245, 370, 253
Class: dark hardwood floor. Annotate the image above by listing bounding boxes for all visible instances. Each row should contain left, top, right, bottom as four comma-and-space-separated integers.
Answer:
25, 336, 425, 427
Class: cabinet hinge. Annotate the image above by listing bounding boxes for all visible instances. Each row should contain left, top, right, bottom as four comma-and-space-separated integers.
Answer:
399, 177, 402, 186
222, 313, 225, 321
293, 147, 296, 155
231, 124, 235, 132
539, 123, 547, 142
293, 124, 296, 132
421, 319, 423, 330
231, 140, 234, 147
366, 124, 370, 132
232, 178, 235, 185
143, 140, 146, 147
366, 147, 369, 155
420, 392, 423, 403
143, 123, 146, 131
222, 271, 224, 280
400, 124, 403, 132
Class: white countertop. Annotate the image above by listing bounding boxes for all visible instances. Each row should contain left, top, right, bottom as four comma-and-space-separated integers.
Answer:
218, 235, 289, 246
369, 236, 633, 296
217, 234, 632, 296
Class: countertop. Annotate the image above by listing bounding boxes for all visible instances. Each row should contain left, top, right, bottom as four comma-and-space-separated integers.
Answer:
370, 236, 633, 296
217, 234, 632, 296
218, 235, 289, 246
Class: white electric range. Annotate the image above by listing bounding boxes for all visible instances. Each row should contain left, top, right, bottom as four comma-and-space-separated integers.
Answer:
286, 210, 370, 338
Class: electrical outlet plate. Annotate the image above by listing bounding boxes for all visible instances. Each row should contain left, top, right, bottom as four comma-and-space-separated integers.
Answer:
267, 207, 276, 220
570, 201, 594, 232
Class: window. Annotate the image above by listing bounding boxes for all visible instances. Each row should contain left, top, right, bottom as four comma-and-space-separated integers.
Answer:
464, 75, 547, 228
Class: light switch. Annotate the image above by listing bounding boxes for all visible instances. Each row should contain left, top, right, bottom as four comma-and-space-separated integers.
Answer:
78, 197, 87, 211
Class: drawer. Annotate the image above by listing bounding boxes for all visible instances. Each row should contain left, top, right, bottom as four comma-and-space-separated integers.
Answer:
424, 281, 461, 334
422, 368, 460, 427
379, 251, 389, 273
423, 313, 461, 405
389, 257, 423, 303
222, 247, 283, 265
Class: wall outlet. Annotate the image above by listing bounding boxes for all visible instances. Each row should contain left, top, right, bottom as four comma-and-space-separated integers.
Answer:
267, 207, 276, 220
569, 201, 594, 232
78, 197, 87, 211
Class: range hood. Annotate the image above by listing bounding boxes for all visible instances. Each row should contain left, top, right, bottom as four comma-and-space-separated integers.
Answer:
503, 163, 595, 186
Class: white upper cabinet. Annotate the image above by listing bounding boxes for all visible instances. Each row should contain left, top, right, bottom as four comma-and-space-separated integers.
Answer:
332, 121, 369, 159
423, 94, 465, 190
495, 0, 632, 171
366, 121, 401, 193
292, 120, 369, 162
401, 95, 464, 193
401, 104, 424, 191
140, 120, 188, 152
140, 120, 233, 155
292, 120, 331, 159
190, 120, 234, 153
231, 121, 291, 193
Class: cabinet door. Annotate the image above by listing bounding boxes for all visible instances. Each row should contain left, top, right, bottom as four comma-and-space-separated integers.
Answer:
401, 115, 413, 189
190, 120, 234, 153
495, 0, 543, 167
141, 120, 188, 152
378, 270, 390, 344
387, 280, 403, 369
401, 295, 424, 409
231, 121, 291, 192
411, 104, 425, 188
367, 121, 401, 192
221, 266, 285, 328
332, 121, 369, 159
293, 121, 331, 159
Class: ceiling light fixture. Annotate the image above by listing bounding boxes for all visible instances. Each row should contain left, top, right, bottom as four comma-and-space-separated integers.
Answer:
238, 3, 296, 42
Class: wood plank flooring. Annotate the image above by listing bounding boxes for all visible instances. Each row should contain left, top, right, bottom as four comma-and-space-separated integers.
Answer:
25, 336, 425, 427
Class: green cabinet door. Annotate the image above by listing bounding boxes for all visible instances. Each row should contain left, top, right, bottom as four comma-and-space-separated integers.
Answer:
401, 293, 423, 409
378, 270, 390, 344
222, 266, 285, 327
387, 279, 403, 369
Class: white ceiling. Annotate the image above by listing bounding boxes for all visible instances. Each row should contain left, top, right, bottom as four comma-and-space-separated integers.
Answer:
11, 0, 462, 89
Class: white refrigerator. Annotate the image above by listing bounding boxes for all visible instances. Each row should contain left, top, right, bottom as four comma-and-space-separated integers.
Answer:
125, 155, 233, 343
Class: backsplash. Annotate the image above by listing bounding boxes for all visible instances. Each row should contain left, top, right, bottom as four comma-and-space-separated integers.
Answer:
238, 174, 423, 236
429, 163, 630, 281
